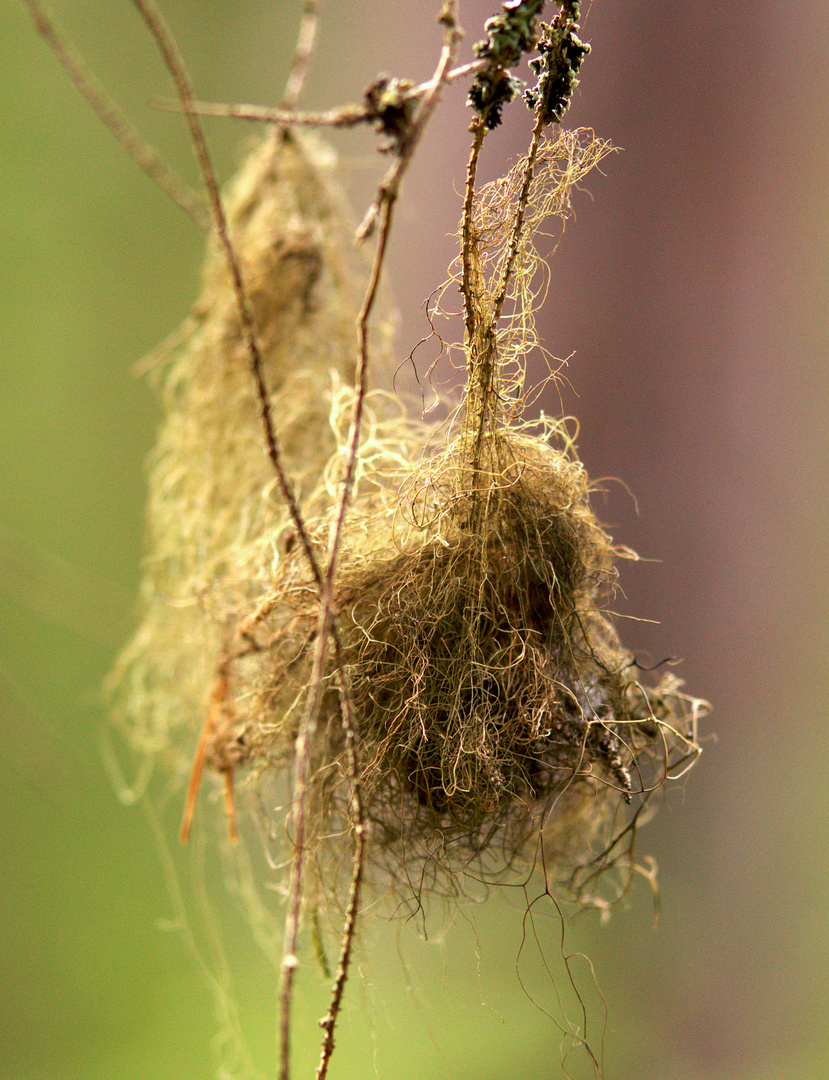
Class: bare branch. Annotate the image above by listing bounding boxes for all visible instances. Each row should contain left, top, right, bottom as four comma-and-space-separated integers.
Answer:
278, 582, 334, 1080
315, 676, 366, 1080
461, 118, 487, 340
152, 97, 370, 128
282, 0, 322, 111
128, 0, 322, 589
22, 0, 209, 229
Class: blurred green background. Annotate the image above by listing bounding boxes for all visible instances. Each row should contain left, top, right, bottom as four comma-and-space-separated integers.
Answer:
3, 2, 828, 1078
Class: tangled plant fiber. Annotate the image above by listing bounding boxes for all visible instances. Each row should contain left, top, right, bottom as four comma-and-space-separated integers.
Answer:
112, 122, 703, 914
110, 128, 394, 805
256, 128, 704, 906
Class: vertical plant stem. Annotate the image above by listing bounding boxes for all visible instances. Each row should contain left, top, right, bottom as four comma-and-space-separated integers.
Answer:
278, 586, 334, 1080
315, 678, 366, 1080
461, 119, 487, 344
129, 0, 322, 590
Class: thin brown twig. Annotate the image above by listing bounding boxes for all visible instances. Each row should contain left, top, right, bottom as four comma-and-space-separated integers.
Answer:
278, 582, 335, 1080
459, 106, 548, 460
276, 618, 364, 1080
325, 195, 393, 568
278, 9, 464, 1078
128, 0, 322, 590
277, 621, 368, 1080
282, 0, 321, 111
491, 108, 547, 323
152, 98, 370, 127
461, 117, 487, 341
22, 0, 209, 229
151, 59, 486, 128
179, 663, 229, 842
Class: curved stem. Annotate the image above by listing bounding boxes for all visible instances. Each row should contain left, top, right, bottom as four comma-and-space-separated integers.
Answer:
129, 0, 322, 589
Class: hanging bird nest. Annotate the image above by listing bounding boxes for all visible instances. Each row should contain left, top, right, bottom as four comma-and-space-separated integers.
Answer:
112, 126, 703, 912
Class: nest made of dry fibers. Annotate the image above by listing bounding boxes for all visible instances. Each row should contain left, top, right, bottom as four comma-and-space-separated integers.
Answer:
112, 127, 704, 914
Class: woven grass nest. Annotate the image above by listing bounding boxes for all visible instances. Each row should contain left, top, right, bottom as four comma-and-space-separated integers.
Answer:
114, 127, 703, 914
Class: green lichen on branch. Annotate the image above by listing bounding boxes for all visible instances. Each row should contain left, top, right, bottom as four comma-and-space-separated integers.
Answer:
524, 2, 591, 122
468, 0, 546, 128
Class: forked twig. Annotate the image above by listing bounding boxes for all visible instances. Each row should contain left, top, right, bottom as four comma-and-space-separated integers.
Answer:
21, 0, 209, 229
